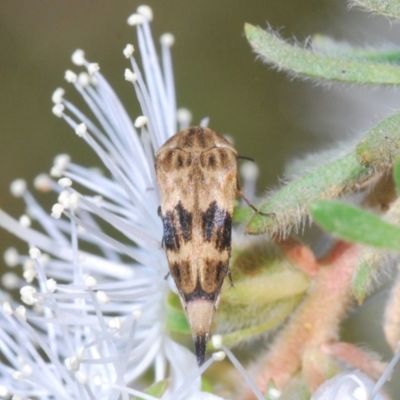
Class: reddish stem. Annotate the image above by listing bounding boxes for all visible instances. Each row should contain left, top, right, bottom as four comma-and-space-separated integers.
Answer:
241, 241, 361, 399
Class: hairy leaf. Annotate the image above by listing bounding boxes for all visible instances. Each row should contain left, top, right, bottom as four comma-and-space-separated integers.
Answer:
352, 0, 400, 20
245, 23, 400, 85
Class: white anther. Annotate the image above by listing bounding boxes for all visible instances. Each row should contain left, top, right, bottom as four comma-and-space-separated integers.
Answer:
52, 103, 65, 117
78, 72, 91, 87
76, 346, 85, 360
34, 173, 52, 192
53, 153, 71, 172
46, 278, 57, 293
134, 115, 148, 128
29, 247, 41, 259
50, 167, 59, 177
124, 68, 137, 82
241, 161, 259, 181
58, 191, 71, 208
0, 384, 9, 397
65, 356, 80, 371
52, 88, 65, 104
137, 5, 153, 21
133, 309, 142, 319
10, 179, 26, 197
51, 203, 64, 219
71, 49, 86, 66
160, 33, 175, 46
69, 193, 80, 210
92, 374, 103, 386
19, 215, 31, 228
21, 364, 33, 377
65, 70, 77, 83
20, 286, 37, 306
108, 317, 122, 330
2, 272, 19, 289
212, 351, 226, 361
96, 290, 110, 304
12, 370, 22, 381
87, 63, 100, 75
23, 259, 34, 272
177, 108, 192, 125
58, 177, 72, 187
127, 13, 145, 26
211, 335, 222, 349
15, 305, 26, 321
84, 275, 97, 288
75, 122, 87, 137
23, 269, 36, 283
123, 44, 134, 58
4, 247, 19, 267
75, 370, 88, 384
2, 301, 13, 315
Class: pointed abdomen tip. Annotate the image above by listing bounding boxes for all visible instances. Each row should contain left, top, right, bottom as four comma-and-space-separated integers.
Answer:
194, 334, 207, 366
186, 300, 215, 366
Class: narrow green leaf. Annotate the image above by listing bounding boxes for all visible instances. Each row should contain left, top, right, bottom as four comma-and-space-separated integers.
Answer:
246, 153, 370, 236
352, 0, 400, 20
244, 23, 400, 85
356, 112, 400, 171
394, 158, 400, 194
309, 200, 400, 251
352, 196, 400, 302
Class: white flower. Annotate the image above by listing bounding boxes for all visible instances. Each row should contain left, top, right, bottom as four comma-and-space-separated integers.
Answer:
0, 6, 221, 400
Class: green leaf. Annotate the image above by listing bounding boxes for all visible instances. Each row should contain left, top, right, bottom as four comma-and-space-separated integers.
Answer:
394, 158, 400, 194
352, 196, 400, 302
352, 0, 400, 20
309, 200, 400, 251
244, 23, 400, 85
248, 110, 400, 237
356, 112, 400, 170
133, 379, 169, 400
246, 153, 370, 236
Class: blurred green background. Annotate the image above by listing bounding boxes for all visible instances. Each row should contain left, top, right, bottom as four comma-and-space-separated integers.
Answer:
1, 0, 400, 394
